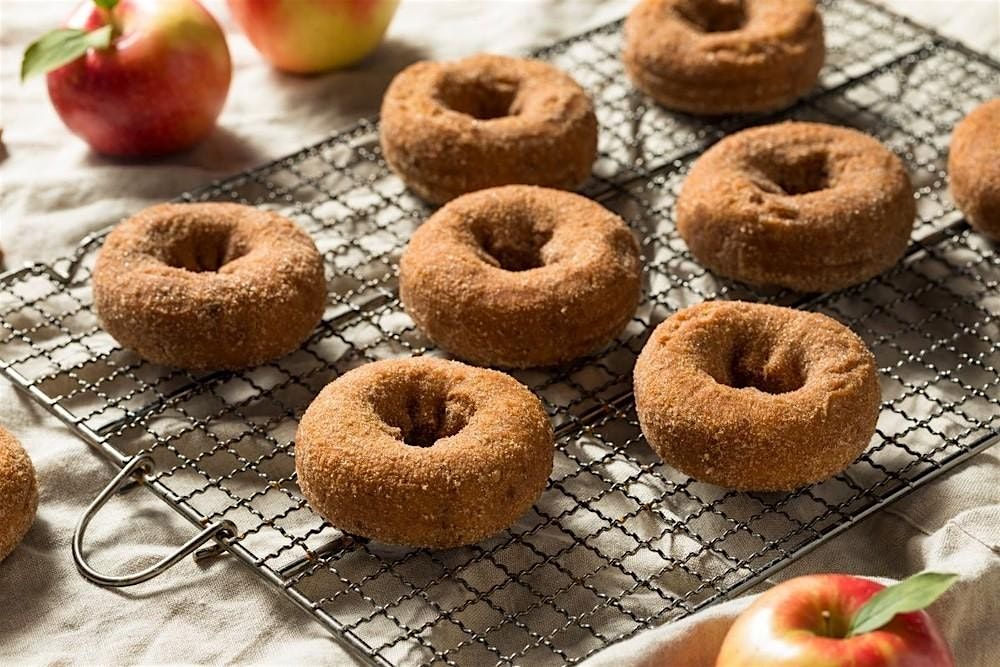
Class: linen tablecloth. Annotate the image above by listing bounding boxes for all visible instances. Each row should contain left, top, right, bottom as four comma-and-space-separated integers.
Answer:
1, 1, 998, 664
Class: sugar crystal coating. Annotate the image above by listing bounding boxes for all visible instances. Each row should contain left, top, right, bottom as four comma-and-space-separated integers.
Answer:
380, 53, 597, 204
400, 185, 643, 368
295, 357, 554, 548
634, 301, 881, 491
93, 203, 327, 370
949, 98, 1000, 241
623, 0, 824, 114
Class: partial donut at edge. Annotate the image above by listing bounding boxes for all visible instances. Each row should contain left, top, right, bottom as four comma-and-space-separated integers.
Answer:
949, 98, 1000, 241
0, 425, 38, 563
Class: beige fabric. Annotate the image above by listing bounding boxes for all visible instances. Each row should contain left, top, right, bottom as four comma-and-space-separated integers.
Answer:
0, 1, 997, 665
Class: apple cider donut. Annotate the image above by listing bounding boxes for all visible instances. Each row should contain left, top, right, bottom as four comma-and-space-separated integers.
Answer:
1, 425, 37, 563
634, 301, 880, 491
949, 99, 1000, 241
93, 203, 327, 370
623, 0, 824, 114
676, 122, 915, 292
399, 186, 643, 368
380, 53, 598, 204
295, 357, 554, 548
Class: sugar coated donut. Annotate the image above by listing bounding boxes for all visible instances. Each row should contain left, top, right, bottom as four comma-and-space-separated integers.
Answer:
634, 301, 880, 491
677, 122, 915, 292
949, 98, 1000, 241
0, 426, 37, 563
380, 53, 597, 204
295, 357, 553, 548
623, 0, 824, 114
94, 203, 326, 370
399, 186, 642, 368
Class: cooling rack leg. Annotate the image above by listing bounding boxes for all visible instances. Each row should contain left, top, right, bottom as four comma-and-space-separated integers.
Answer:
72, 455, 237, 588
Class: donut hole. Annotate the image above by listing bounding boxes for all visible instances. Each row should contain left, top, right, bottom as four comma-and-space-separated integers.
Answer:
714, 334, 807, 395
437, 74, 520, 120
162, 227, 248, 273
474, 217, 553, 272
727, 354, 805, 394
674, 0, 747, 33
378, 388, 473, 448
757, 151, 831, 196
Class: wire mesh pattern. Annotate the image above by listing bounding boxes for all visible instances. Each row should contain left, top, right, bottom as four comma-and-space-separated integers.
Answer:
1, 1, 999, 664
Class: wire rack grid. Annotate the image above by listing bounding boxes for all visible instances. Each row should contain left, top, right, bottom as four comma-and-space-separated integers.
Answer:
1, 1, 999, 664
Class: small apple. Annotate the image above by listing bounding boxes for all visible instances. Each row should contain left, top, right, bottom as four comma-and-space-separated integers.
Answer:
716, 572, 957, 667
22, 0, 231, 157
227, 0, 400, 74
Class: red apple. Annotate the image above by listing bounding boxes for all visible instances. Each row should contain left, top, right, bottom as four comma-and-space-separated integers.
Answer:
227, 0, 399, 74
33, 0, 231, 157
716, 574, 955, 667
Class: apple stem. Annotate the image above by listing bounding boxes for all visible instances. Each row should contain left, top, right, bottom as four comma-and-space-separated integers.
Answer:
821, 609, 832, 637
98, 5, 122, 39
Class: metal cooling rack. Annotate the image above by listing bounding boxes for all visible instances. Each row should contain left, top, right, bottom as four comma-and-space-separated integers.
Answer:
2, 0, 999, 664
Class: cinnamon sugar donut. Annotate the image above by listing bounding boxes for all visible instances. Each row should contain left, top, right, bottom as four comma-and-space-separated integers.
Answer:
676, 122, 915, 292
1, 425, 37, 563
623, 0, 825, 115
634, 301, 880, 491
949, 99, 1000, 241
380, 53, 597, 204
93, 203, 326, 370
399, 186, 642, 368
295, 357, 553, 548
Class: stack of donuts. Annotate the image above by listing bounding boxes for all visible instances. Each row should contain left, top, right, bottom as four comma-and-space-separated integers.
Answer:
6, 0, 989, 561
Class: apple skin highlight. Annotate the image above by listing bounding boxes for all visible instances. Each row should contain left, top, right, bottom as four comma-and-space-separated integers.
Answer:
46, 0, 231, 157
715, 575, 955, 667
227, 0, 400, 74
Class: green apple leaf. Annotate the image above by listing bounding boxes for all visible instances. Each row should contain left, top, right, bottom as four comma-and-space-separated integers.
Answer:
848, 571, 959, 637
20, 25, 113, 82
93, 0, 120, 10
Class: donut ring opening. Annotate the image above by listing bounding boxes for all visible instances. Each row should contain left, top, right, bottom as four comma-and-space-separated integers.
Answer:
674, 0, 747, 33
748, 149, 831, 196
159, 225, 249, 273
472, 206, 555, 272
295, 357, 554, 548
369, 376, 474, 448
710, 330, 807, 395
435, 70, 520, 121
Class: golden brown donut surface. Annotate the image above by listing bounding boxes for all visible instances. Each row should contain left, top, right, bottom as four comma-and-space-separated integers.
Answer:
634, 301, 880, 491
295, 357, 554, 548
949, 98, 1000, 241
676, 122, 915, 292
380, 53, 597, 204
399, 186, 643, 368
93, 203, 326, 371
0, 426, 38, 563
623, 0, 824, 114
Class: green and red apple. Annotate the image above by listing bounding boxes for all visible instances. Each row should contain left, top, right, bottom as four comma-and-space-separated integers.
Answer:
716, 572, 957, 667
23, 0, 231, 157
227, 0, 400, 74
